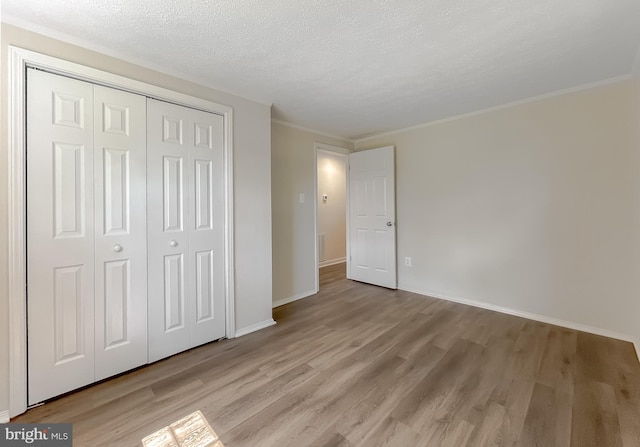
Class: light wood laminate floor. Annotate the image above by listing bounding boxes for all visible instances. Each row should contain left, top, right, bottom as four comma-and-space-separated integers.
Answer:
14, 262, 640, 446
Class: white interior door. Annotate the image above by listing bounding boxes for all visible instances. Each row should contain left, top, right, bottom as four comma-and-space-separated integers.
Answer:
27, 69, 96, 404
348, 146, 397, 289
147, 99, 225, 362
93, 85, 148, 381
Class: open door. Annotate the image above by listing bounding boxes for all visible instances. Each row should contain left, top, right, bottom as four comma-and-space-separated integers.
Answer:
348, 146, 397, 289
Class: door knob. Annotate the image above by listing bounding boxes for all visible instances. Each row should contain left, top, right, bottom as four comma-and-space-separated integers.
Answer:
169, 240, 178, 247
113, 244, 123, 252
386, 221, 393, 227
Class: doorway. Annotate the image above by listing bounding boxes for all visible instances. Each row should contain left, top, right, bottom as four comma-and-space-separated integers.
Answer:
314, 143, 349, 290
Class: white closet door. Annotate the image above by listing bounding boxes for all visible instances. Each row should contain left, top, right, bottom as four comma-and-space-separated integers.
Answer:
28, 70, 149, 403
147, 99, 225, 362
93, 86, 148, 380
188, 108, 225, 346
27, 69, 96, 404
147, 99, 192, 362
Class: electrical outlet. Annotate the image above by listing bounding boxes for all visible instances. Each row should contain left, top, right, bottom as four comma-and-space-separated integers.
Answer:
404, 256, 412, 267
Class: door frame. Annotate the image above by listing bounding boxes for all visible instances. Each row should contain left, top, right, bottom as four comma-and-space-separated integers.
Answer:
7, 46, 236, 417
313, 143, 350, 292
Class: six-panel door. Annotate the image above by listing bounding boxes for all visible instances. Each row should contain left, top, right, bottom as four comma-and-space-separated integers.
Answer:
147, 99, 225, 363
93, 85, 148, 381
27, 69, 97, 404
348, 146, 397, 289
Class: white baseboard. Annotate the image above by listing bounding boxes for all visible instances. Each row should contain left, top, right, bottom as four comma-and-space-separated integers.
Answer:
272, 289, 317, 308
234, 318, 276, 338
399, 285, 640, 362
319, 257, 346, 268
0, 409, 9, 423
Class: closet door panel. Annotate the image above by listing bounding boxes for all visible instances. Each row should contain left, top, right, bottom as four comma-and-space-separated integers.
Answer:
147, 99, 191, 362
188, 109, 225, 346
94, 86, 148, 380
27, 69, 96, 404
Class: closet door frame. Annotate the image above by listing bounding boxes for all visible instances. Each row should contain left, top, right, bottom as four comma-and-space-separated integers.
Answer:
7, 46, 236, 417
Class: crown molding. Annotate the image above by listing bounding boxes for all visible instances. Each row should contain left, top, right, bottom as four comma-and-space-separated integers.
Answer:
355, 74, 632, 144
271, 119, 354, 144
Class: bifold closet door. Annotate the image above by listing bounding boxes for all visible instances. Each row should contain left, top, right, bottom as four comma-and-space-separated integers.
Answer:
27, 69, 147, 404
27, 70, 96, 404
93, 86, 148, 381
147, 99, 225, 363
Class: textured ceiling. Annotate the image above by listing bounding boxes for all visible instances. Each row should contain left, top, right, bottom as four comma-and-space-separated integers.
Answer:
3, 0, 640, 140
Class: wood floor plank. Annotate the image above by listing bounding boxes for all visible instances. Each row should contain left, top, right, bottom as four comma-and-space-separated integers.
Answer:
576, 331, 615, 384
554, 389, 574, 447
537, 327, 577, 393
12, 262, 640, 447
519, 382, 558, 447
605, 339, 640, 447
360, 416, 421, 446
390, 338, 485, 430
220, 354, 371, 446
335, 343, 446, 444
465, 400, 506, 447
490, 320, 549, 408
571, 380, 623, 447
209, 363, 317, 433
306, 430, 353, 447
277, 352, 415, 446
